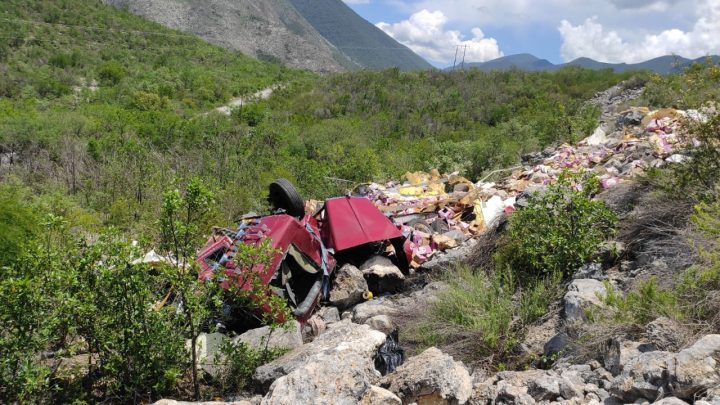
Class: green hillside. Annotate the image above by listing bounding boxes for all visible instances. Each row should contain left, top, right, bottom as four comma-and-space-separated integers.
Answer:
288, 0, 432, 71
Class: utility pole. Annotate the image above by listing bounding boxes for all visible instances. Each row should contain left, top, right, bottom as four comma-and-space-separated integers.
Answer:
452, 45, 460, 70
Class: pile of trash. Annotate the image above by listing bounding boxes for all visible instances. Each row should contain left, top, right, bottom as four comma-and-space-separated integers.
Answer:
357, 106, 704, 268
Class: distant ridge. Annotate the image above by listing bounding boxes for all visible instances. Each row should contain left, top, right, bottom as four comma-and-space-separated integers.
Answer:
457, 54, 720, 74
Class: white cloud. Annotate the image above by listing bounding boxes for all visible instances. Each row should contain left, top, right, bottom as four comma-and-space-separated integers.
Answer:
559, 0, 720, 63
377, 9, 503, 64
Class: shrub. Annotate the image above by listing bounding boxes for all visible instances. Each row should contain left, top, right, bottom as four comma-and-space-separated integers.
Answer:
0, 185, 38, 267
496, 171, 618, 278
97, 61, 126, 86
213, 339, 288, 395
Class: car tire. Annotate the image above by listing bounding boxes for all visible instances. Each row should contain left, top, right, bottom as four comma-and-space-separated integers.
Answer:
406, 218, 433, 234
269, 178, 305, 218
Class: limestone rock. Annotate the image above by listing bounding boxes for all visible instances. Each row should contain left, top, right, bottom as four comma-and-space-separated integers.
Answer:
253, 321, 385, 390
361, 386, 402, 405
329, 264, 368, 309
233, 322, 303, 351
646, 317, 686, 352
668, 334, 720, 400
603, 339, 657, 376
261, 351, 374, 405
352, 300, 398, 324
381, 347, 472, 404
360, 255, 405, 294
564, 279, 607, 323
652, 398, 689, 405
153, 400, 254, 405
317, 306, 341, 324
365, 314, 395, 334
609, 351, 673, 402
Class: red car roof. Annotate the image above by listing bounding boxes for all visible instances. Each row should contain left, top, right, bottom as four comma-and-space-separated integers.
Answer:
321, 196, 403, 251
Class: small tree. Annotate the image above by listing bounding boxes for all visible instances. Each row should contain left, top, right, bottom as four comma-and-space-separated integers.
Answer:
496, 171, 617, 278
159, 177, 216, 400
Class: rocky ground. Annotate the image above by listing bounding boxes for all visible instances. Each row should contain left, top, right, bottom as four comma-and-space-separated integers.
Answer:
153, 82, 720, 404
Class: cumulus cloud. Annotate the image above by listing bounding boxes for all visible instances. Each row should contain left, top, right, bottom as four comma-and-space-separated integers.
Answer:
559, 0, 720, 63
377, 9, 503, 65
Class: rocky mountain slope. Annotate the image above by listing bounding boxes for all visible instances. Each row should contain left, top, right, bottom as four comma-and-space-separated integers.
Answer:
103, 0, 355, 73
288, 0, 432, 71
103, 0, 432, 72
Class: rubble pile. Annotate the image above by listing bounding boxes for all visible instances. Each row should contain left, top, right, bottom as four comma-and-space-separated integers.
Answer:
357, 106, 703, 269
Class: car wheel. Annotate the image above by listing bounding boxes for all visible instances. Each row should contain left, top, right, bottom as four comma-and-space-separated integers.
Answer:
269, 178, 305, 218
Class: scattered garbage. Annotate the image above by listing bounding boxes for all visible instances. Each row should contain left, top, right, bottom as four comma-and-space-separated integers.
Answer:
184, 105, 699, 329
374, 329, 405, 376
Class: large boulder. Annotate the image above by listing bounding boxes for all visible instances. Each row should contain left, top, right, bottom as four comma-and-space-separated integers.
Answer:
668, 334, 720, 400
564, 279, 607, 323
608, 351, 673, 402
381, 347, 472, 404
253, 321, 385, 390
329, 264, 368, 309
233, 322, 303, 351
261, 351, 375, 405
360, 255, 405, 294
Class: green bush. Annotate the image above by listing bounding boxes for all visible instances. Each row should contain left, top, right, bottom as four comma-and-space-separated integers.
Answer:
0, 185, 38, 267
97, 61, 126, 86
213, 339, 288, 395
496, 171, 618, 278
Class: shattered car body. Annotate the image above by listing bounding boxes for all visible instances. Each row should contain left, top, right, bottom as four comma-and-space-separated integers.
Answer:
196, 183, 410, 326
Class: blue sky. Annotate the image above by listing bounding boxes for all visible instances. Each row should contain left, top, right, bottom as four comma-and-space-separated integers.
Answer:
342, 0, 720, 68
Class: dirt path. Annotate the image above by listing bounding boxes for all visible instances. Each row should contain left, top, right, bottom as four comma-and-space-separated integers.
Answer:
214, 86, 279, 116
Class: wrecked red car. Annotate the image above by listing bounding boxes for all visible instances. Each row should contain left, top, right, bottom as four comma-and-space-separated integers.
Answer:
196, 179, 409, 327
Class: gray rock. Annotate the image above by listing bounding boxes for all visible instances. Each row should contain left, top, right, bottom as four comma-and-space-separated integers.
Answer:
233, 322, 303, 352
352, 300, 398, 324
154, 400, 254, 405
253, 321, 386, 390
473, 369, 583, 404
617, 109, 646, 127
544, 333, 571, 358
609, 351, 674, 402
421, 238, 479, 272
652, 398, 689, 405
186, 332, 225, 378
364, 315, 395, 334
646, 317, 685, 352
382, 347, 472, 404
603, 339, 657, 376
574, 263, 607, 280
261, 351, 374, 405
329, 264, 368, 309
360, 255, 405, 294
564, 279, 607, 323
317, 306, 341, 324
668, 334, 720, 399
361, 386, 402, 405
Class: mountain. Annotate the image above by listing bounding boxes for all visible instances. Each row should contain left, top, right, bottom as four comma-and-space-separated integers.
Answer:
461, 54, 720, 74
453, 53, 554, 71
287, 0, 432, 71
104, 0, 432, 72
103, 0, 357, 73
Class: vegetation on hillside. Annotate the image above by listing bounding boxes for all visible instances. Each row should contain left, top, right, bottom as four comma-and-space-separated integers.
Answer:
0, 0, 641, 242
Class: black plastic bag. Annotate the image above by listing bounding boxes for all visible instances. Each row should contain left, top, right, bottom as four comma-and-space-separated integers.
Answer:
374, 329, 405, 375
